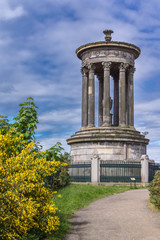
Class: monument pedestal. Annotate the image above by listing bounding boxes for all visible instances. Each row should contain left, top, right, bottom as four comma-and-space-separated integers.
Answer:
67, 127, 149, 162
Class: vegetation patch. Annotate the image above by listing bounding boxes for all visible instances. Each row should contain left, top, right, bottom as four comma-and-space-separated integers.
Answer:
149, 171, 160, 210
0, 98, 70, 240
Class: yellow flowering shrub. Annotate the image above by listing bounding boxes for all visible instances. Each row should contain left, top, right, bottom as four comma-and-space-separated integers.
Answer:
0, 128, 67, 240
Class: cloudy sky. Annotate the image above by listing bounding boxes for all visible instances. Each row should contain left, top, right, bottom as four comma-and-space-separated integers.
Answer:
0, 0, 160, 162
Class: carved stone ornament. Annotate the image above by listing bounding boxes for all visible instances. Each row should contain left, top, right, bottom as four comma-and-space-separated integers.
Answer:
82, 50, 134, 61
96, 51, 100, 56
119, 63, 129, 71
104, 50, 109, 56
114, 51, 119, 56
103, 29, 114, 41
82, 62, 87, 68
129, 66, 136, 74
87, 63, 96, 72
91, 154, 100, 161
102, 61, 112, 70
81, 67, 88, 76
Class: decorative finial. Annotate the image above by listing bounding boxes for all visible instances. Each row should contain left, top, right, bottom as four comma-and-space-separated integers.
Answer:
103, 29, 114, 41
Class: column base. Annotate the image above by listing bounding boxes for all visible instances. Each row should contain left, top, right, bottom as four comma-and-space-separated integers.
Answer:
88, 124, 95, 128
81, 126, 88, 130
102, 122, 111, 127
129, 125, 135, 130
119, 123, 126, 128
103, 115, 112, 127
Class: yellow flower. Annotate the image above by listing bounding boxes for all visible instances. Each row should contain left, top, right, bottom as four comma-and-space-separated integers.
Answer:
0, 128, 65, 240
58, 194, 62, 198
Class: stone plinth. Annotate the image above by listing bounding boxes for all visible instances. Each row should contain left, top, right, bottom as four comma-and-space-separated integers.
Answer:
67, 127, 149, 162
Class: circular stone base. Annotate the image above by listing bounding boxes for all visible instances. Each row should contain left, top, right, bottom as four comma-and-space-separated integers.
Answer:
67, 127, 149, 162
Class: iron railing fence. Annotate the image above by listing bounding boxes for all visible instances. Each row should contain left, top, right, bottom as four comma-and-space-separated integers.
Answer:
100, 161, 141, 182
69, 161, 91, 182
149, 163, 160, 182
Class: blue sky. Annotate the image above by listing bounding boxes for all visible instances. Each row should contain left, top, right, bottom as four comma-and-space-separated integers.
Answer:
0, 0, 160, 162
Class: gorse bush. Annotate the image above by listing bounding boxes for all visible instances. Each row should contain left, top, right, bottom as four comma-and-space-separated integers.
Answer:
0, 128, 67, 240
149, 171, 160, 209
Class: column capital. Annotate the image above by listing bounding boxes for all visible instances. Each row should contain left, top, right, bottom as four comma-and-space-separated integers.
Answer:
128, 65, 136, 75
81, 67, 88, 76
87, 63, 96, 72
119, 63, 129, 71
102, 61, 112, 70
82, 62, 87, 68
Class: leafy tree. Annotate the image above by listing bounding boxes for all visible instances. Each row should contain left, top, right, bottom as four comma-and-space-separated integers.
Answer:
13, 97, 39, 143
0, 115, 11, 134
44, 142, 69, 162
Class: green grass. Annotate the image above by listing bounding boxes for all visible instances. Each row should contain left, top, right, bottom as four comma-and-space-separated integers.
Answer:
50, 184, 131, 240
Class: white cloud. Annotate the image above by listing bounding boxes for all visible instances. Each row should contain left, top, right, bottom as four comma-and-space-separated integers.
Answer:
0, 1, 26, 20
39, 133, 71, 152
39, 108, 81, 124
148, 146, 160, 163
136, 98, 160, 113
135, 97, 160, 161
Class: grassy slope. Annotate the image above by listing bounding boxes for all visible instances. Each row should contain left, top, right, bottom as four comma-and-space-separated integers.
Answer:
51, 184, 131, 239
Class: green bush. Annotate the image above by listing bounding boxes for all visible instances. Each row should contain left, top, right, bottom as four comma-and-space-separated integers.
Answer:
52, 167, 70, 189
43, 143, 70, 189
149, 171, 160, 209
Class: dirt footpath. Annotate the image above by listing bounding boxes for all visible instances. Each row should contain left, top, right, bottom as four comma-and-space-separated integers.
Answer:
64, 189, 160, 240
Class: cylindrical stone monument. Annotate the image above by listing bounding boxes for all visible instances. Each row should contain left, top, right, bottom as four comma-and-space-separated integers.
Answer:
67, 30, 149, 162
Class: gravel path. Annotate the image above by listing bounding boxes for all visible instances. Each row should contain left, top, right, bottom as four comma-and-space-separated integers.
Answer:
64, 189, 160, 240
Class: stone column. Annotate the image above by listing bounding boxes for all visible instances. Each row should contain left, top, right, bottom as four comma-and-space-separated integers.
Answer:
113, 75, 119, 126
91, 154, 100, 183
119, 63, 128, 127
124, 143, 127, 161
102, 61, 112, 127
141, 155, 149, 185
81, 67, 88, 128
88, 63, 95, 127
98, 74, 103, 126
128, 66, 135, 128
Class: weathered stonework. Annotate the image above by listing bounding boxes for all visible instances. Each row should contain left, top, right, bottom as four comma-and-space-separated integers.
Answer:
67, 127, 148, 162
67, 30, 149, 163
81, 49, 135, 66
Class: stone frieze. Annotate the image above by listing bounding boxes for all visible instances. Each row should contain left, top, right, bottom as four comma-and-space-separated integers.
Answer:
81, 50, 134, 61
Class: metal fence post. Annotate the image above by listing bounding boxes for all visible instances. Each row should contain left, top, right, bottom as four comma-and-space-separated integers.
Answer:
141, 155, 149, 185
91, 154, 100, 183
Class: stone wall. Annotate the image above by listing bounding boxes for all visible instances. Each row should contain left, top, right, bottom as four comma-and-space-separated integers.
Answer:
70, 141, 146, 162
